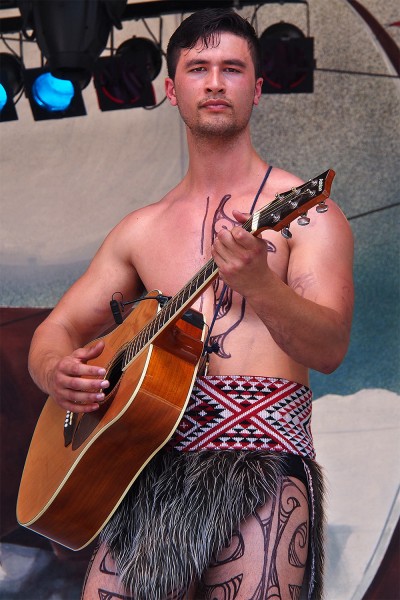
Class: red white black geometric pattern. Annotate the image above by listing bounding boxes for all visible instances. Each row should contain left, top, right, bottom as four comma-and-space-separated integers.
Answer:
166, 375, 315, 459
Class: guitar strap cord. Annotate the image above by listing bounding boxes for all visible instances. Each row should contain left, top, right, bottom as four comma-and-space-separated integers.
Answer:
110, 293, 171, 325
109, 165, 273, 357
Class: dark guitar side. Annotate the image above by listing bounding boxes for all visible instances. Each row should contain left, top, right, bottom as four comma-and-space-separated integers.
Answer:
16, 294, 205, 550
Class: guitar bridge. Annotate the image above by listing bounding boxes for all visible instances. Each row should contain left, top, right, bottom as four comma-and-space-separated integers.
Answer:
64, 410, 78, 447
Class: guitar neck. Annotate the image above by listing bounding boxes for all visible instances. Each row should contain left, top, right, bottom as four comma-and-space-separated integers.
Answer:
123, 259, 218, 369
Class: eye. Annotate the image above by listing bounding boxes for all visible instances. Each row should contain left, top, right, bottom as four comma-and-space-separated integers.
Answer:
225, 67, 241, 73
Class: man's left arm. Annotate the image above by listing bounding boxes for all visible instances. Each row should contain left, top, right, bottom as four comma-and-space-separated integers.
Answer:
212, 201, 354, 373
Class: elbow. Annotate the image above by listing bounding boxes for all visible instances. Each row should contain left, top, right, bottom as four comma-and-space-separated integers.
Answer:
319, 359, 342, 375
317, 337, 350, 374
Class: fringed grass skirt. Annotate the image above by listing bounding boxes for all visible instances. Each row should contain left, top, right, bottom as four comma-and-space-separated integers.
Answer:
100, 376, 325, 599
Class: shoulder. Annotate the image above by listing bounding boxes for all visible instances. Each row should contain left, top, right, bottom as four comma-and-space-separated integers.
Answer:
267, 167, 303, 196
266, 166, 352, 239
103, 192, 175, 250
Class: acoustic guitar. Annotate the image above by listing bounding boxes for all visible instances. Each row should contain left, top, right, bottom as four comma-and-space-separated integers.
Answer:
17, 169, 335, 550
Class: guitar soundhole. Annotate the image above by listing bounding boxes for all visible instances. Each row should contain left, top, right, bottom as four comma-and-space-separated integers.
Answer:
104, 350, 125, 398
71, 351, 125, 450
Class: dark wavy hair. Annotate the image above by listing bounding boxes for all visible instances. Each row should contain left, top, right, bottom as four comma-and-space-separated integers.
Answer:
166, 8, 261, 79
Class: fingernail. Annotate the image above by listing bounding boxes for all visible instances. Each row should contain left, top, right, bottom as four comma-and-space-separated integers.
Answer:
100, 380, 109, 389
98, 368, 106, 376
96, 393, 105, 401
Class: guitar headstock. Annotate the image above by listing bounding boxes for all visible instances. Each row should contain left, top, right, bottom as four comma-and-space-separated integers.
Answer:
247, 169, 335, 238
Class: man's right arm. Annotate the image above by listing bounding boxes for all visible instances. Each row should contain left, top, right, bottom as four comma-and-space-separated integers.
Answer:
28, 214, 146, 413
28, 319, 110, 413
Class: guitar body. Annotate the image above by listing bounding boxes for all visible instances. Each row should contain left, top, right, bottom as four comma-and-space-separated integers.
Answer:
17, 293, 205, 550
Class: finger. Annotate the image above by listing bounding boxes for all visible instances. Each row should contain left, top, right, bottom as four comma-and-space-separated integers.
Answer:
69, 398, 101, 413
60, 384, 108, 412
73, 340, 105, 363
52, 366, 109, 407
64, 375, 110, 395
214, 227, 252, 258
232, 209, 250, 223
58, 355, 106, 379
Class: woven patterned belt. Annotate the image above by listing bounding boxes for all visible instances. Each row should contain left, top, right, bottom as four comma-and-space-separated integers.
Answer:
166, 375, 315, 459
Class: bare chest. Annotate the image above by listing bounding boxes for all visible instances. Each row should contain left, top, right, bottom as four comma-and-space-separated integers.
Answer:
133, 194, 290, 324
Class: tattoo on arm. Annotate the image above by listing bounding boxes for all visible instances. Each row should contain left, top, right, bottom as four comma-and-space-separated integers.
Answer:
289, 273, 317, 299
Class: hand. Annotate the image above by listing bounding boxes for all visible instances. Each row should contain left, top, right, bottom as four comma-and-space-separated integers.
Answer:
211, 209, 271, 298
48, 340, 109, 413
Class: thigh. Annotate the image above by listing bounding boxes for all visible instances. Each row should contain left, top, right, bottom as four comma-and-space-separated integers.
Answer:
198, 476, 310, 600
82, 542, 197, 600
82, 477, 309, 600
81, 542, 131, 600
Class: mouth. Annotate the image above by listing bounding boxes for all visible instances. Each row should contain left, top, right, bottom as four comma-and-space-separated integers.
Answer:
200, 99, 231, 109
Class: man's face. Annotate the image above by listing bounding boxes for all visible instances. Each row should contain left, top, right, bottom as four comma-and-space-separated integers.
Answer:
165, 32, 263, 139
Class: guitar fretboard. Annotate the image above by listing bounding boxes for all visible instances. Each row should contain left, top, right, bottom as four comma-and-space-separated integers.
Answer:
123, 258, 218, 368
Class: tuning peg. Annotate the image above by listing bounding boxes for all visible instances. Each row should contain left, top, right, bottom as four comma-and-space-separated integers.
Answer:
316, 201, 328, 213
269, 212, 281, 224
281, 226, 292, 239
297, 213, 310, 226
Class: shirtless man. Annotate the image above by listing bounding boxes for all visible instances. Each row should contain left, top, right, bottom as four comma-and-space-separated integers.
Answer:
28, 8, 353, 600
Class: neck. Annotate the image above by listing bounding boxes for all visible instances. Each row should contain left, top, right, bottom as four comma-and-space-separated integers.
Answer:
184, 126, 265, 195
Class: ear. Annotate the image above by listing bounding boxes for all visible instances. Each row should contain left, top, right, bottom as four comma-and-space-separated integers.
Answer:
165, 77, 178, 106
253, 77, 263, 106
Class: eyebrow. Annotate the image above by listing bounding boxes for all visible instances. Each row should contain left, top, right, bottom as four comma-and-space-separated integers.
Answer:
184, 58, 248, 69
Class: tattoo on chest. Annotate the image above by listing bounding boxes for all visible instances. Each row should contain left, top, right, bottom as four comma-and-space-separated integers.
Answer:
202, 193, 276, 359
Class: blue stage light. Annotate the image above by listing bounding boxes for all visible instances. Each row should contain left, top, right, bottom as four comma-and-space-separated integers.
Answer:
0, 52, 23, 121
32, 73, 75, 111
0, 84, 7, 111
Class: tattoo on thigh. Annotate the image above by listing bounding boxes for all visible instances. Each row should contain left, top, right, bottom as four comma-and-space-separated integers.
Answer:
209, 530, 245, 567
203, 574, 244, 600
289, 522, 308, 568
201, 478, 309, 600
200, 529, 245, 599
100, 549, 119, 576
289, 583, 302, 600
249, 507, 275, 600
266, 478, 309, 599
81, 541, 101, 599
97, 590, 133, 600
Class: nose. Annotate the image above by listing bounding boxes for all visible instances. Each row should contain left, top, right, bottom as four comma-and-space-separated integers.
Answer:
205, 67, 225, 94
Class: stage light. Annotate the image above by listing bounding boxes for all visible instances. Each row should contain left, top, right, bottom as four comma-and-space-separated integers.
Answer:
24, 68, 86, 121
0, 85, 6, 110
18, 0, 127, 88
0, 53, 24, 122
32, 72, 74, 112
93, 37, 162, 111
260, 23, 314, 94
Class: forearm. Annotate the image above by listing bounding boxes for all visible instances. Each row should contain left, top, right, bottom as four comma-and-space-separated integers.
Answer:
28, 320, 79, 394
247, 272, 351, 374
